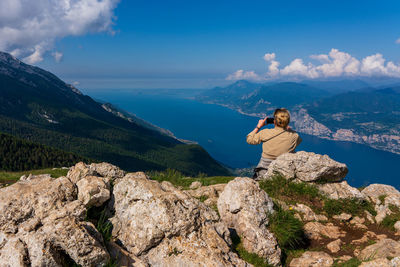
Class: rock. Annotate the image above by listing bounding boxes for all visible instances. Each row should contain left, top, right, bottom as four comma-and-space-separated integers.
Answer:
395, 221, 400, 232
289, 251, 333, 267
365, 211, 375, 224
107, 241, 147, 267
375, 204, 392, 224
110, 173, 248, 267
0, 175, 110, 266
186, 183, 226, 207
67, 162, 125, 184
189, 181, 202, 189
351, 231, 377, 245
333, 213, 352, 221
303, 222, 346, 240
327, 239, 342, 253
218, 177, 281, 266
350, 216, 368, 230
76, 175, 111, 207
292, 203, 327, 222
317, 181, 366, 200
265, 151, 348, 183
337, 255, 352, 262
358, 238, 400, 261
359, 258, 391, 267
362, 184, 400, 207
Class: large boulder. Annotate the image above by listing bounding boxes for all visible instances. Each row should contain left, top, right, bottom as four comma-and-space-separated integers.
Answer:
67, 161, 126, 184
217, 177, 281, 266
317, 181, 366, 200
0, 174, 110, 266
265, 151, 348, 183
110, 172, 248, 267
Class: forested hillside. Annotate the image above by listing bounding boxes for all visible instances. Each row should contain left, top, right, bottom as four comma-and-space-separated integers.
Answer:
0, 132, 89, 171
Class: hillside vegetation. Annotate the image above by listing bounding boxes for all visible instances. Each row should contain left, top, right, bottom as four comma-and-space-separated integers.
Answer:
0, 132, 89, 171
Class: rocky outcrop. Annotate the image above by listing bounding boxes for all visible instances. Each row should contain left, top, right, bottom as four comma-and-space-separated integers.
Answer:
67, 161, 126, 184
217, 177, 281, 266
361, 184, 400, 223
0, 173, 109, 266
265, 151, 348, 183
317, 181, 366, 200
110, 173, 248, 267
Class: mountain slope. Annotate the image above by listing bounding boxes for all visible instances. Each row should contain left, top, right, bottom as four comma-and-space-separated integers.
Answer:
0, 132, 90, 171
197, 81, 330, 116
0, 51, 230, 176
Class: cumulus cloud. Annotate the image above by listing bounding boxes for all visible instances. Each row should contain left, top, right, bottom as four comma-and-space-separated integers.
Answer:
226, 48, 400, 81
0, 0, 120, 64
226, 70, 263, 81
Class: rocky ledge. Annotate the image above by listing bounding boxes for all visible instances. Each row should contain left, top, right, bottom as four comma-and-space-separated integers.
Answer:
1, 152, 400, 266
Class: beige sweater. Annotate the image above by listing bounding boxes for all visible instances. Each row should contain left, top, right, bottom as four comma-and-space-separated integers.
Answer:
246, 127, 302, 160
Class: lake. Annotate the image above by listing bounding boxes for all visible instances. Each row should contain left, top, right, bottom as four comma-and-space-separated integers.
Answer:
89, 90, 400, 189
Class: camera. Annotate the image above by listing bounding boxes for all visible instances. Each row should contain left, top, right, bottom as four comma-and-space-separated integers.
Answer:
266, 118, 274, 124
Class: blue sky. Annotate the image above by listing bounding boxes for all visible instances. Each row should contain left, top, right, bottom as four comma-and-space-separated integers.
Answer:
2, 0, 400, 89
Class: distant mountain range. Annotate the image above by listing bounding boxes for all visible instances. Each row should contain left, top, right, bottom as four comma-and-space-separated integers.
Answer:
196, 80, 400, 154
0, 51, 230, 176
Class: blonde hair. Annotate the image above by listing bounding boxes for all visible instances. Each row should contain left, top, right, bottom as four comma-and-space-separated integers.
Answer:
274, 108, 290, 128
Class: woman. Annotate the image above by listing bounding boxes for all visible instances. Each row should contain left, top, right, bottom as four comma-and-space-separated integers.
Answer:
246, 108, 302, 180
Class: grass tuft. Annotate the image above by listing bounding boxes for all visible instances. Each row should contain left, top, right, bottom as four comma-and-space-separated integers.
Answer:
147, 168, 234, 189
268, 204, 307, 250
332, 258, 362, 267
324, 198, 377, 217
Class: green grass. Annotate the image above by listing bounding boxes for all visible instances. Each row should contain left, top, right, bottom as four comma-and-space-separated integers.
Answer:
147, 168, 235, 189
268, 204, 306, 250
378, 194, 387, 204
324, 198, 377, 217
381, 211, 400, 231
0, 168, 68, 183
332, 258, 361, 267
231, 232, 274, 267
259, 175, 321, 205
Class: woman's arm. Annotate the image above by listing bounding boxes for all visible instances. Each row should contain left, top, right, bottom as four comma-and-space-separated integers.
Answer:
246, 117, 267, 145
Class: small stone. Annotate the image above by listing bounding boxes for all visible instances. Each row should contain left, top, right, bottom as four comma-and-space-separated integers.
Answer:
289, 251, 333, 267
318, 181, 366, 200
292, 203, 327, 222
303, 222, 346, 240
189, 181, 202, 189
394, 221, 400, 232
327, 239, 342, 253
333, 213, 352, 221
350, 216, 365, 224
337, 255, 352, 262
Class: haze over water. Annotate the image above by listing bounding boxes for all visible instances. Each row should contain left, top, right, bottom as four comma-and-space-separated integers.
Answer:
91, 90, 400, 189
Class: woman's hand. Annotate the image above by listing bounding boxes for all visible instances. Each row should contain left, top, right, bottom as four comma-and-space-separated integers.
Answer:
257, 117, 267, 129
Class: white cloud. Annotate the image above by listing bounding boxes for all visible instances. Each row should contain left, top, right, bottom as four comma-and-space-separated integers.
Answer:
0, 0, 120, 64
226, 70, 263, 81
396, 38, 400, 44
226, 48, 400, 81
52, 51, 63, 62
263, 53, 280, 77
